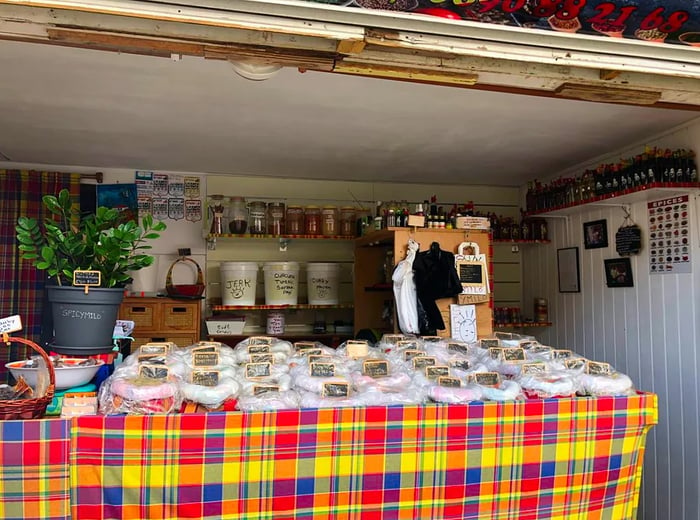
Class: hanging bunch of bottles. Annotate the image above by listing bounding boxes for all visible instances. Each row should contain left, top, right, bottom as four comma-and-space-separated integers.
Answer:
525, 147, 698, 214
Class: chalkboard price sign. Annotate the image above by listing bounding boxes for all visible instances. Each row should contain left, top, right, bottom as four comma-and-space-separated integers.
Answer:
458, 263, 483, 285
73, 270, 101, 289
616, 225, 642, 256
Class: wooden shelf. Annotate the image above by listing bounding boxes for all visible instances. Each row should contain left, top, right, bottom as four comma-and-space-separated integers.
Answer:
493, 239, 551, 244
527, 183, 699, 216
207, 333, 353, 347
207, 233, 354, 241
211, 303, 354, 312
495, 321, 552, 328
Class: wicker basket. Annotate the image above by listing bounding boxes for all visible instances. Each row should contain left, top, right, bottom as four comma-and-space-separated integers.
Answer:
0, 337, 55, 420
165, 256, 205, 299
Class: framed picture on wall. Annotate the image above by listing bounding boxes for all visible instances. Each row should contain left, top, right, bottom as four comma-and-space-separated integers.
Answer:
604, 258, 634, 288
583, 219, 608, 249
557, 247, 580, 293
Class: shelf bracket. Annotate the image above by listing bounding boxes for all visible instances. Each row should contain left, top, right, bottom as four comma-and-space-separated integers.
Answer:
279, 237, 290, 252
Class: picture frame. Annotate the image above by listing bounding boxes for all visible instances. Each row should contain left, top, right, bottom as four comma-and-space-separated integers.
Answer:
557, 247, 581, 293
583, 219, 608, 249
604, 258, 634, 288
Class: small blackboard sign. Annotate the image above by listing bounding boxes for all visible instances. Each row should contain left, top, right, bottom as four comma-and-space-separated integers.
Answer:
412, 356, 436, 369
322, 382, 350, 398
249, 336, 273, 345
245, 362, 272, 379
193, 352, 219, 367
586, 361, 612, 375
138, 354, 166, 365
248, 345, 270, 354
473, 372, 500, 387
300, 348, 323, 357
140, 344, 168, 356
616, 225, 642, 257
73, 270, 101, 287
458, 263, 483, 284
503, 348, 526, 361
451, 359, 471, 371
480, 339, 499, 349
397, 340, 420, 350
253, 385, 280, 396
438, 376, 462, 388
552, 349, 572, 359
448, 342, 469, 355
425, 365, 450, 379
489, 347, 504, 360
294, 341, 317, 351
363, 360, 389, 378
565, 359, 586, 371
383, 335, 405, 345
192, 369, 219, 387
309, 355, 332, 364
249, 354, 274, 364
310, 362, 336, 378
139, 364, 169, 380
521, 362, 547, 375
192, 345, 218, 354
404, 349, 422, 361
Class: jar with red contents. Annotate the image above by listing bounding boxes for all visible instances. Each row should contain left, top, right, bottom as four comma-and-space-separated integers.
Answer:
339, 207, 356, 237
304, 206, 321, 236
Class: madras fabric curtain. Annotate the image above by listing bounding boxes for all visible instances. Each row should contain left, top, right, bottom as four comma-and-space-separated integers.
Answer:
0, 170, 80, 383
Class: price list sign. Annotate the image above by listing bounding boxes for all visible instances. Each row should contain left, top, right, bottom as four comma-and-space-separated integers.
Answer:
648, 194, 691, 274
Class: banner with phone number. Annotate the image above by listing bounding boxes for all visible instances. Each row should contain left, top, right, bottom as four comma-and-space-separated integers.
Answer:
309, 0, 700, 47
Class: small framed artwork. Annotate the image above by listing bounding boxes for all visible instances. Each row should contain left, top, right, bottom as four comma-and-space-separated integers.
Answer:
557, 247, 581, 293
583, 219, 608, 249
604, 258, 634, 288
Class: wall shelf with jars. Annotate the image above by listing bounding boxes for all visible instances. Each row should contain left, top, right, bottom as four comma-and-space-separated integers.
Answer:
525, 147, 698, 216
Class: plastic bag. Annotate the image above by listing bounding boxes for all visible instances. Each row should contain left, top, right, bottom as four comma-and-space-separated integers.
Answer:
392, 239, 420, 334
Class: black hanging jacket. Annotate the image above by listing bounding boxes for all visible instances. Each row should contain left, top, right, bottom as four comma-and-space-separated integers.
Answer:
412, 242, 463, 333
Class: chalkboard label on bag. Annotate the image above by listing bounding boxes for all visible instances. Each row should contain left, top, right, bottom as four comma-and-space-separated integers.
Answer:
458, 263, 483, 284
448, 342, 470, 355
451, 359, 471, 371
412, 356, 436, 369
245, 362, 272, 379
193, 352, 219, 367
248, 345, 270, 354
438, 376, 462, 388
139, 364, 169, 380
362, 360, 389, 378
404, 349, 423, 361
322, 382, 350, 398
310, 362, 336, 378
616, 225, 642, 256
502, 347, 526, 361
73, 270, 101, 287
249, 353, 274, 364
521, 362, 547, 375
192, 369, 219, 387
253, 385, 280, 396
425, 365, 450, 379
472, 372, 500, 387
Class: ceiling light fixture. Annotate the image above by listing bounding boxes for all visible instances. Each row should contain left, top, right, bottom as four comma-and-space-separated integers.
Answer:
229, 58, 283, 81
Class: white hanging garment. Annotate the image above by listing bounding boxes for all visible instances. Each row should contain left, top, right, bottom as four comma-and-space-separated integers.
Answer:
392, 239, 420, 334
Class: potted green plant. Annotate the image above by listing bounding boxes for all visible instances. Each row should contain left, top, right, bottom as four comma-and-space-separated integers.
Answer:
15, 189, 166, 354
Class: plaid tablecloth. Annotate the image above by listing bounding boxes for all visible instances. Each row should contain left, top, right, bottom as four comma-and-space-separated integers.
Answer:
70, 393, 657, 520
0, 419, 71, 520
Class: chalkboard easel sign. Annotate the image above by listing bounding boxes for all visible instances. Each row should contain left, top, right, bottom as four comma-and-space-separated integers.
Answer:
72, 270, 101, 293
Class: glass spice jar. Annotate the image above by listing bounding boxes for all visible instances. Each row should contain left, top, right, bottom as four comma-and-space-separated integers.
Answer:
267, 202, 285, 235
304, 206, 321, 235
321, 206, 338, 236
286, 205, 304, 235
247, 200, 267, 235
339, 207, 356, 237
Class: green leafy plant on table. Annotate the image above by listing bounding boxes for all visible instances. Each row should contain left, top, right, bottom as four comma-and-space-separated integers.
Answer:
15, 189, 166, 288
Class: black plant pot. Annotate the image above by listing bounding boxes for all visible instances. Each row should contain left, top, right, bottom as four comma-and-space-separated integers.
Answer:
47, 285, 124, 355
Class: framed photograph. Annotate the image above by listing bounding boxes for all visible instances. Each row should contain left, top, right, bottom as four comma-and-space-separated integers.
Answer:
604, 258, 634, 288
583, 219, 608, 249
557, 247, 581, 293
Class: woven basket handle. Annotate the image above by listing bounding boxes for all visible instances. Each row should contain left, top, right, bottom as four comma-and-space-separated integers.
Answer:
3, 336, 56, 392
165, 257, 204, 289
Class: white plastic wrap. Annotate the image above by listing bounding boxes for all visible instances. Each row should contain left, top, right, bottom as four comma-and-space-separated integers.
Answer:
579, 372, 635, 396
518, 371, 580, 398
428, 384, 483, 404
392, 239, 420, 334
237, 390, 301, 411
299, 390, 366, 409
98, 373, 182, 415
479, 380, 523, 401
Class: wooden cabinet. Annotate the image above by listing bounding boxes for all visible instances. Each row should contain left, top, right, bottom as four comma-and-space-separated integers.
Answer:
354, 228, 493, 338
119, 296, 201, 349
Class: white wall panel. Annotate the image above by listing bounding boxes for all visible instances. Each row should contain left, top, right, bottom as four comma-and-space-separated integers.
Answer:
523, 192, 700, 520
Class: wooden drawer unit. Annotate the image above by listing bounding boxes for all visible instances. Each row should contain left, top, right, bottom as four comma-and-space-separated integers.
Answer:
119, 297, 201, 348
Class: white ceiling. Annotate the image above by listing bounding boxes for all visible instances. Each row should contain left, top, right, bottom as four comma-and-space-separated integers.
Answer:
0, 39, 697, 186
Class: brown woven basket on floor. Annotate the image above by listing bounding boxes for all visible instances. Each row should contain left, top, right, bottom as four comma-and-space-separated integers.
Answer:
0, 337, 55, 420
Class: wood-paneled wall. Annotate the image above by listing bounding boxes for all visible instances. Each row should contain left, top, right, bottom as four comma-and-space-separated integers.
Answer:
522, 195, 700, 520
